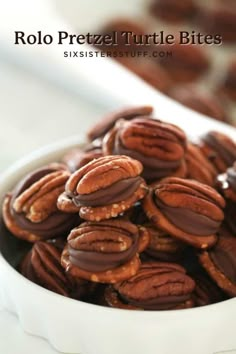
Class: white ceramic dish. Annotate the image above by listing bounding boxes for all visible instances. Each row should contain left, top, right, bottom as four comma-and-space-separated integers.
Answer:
0, 132, 236, 354
0, 310, 59, 354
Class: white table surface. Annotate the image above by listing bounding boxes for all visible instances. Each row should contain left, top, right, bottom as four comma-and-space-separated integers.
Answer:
0, 59, 105, 170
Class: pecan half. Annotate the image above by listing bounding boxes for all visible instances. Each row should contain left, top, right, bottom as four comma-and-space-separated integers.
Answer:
103, 117, 187, 181
105, 262, 195, 310
2, 164, 77, 242
58, 155, 147, 221
143, 177, 225, 249
185, 143, 217, 186
200, 131, 236, 173
199, 235, 236, 296
20, 241, 72, 296
61, 219, 149, 283
13, 169, 69, 222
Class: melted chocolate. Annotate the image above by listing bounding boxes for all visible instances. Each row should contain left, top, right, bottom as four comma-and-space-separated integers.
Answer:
11, 207, 76, 238
68, 233, 138, 272
141, 165, 179, 180
210, 244, 236, 284
12, 167, 57, 199
72, 177, 142, 207
11, 166, 76, 239
155, 197, 220, 235
120, 293, 190, 310
202, 133, 236, 167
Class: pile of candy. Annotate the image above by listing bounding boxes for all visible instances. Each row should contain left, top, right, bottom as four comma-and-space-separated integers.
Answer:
3, 106, 236, 310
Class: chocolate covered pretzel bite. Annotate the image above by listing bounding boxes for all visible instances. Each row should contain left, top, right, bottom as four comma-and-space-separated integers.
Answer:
200, 131, 236, 173
103, 117, 187, 182
143, 177, 225, 249
21, 240, 97, 300
104, 262, 195, 310
20, 241, 72, 296
61, 219, 150, 284
2, 164, 77, 242
58, 155, 147, 221
199, 236, 236, 297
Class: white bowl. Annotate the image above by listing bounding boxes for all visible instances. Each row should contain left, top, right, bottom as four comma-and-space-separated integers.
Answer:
0, 136, 236, 354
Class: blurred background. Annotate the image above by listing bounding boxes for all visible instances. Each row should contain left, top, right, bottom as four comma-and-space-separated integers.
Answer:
0, 0, 235, 170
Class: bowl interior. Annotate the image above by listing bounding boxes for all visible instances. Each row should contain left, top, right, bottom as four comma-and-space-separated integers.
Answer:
0, 130, 236, 311
0, 221, 31, 268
